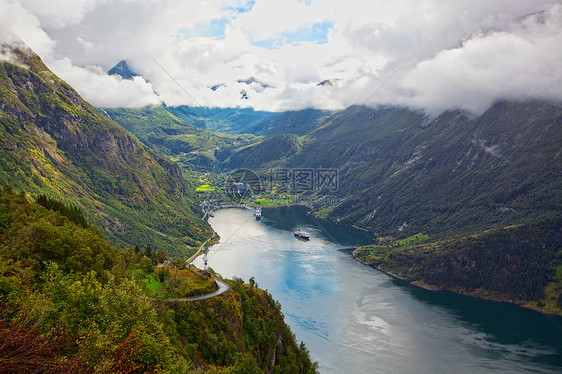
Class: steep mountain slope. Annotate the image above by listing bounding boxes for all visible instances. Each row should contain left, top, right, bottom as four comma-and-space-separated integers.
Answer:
236, 103, 561, 238
244, 108, 332, 136
103, 106, 257, 172
0, 187, 318, 373
167, 105, 331, 136
222, 102, 562, 312
222, 134, 302, 170
0, 40, 211, 255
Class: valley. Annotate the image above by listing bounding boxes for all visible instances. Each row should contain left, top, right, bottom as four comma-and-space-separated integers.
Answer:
103, 99, 562, 315
0, 27, 560, 373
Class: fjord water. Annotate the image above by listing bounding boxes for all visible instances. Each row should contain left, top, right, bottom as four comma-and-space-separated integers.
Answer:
195, 206, 562, 373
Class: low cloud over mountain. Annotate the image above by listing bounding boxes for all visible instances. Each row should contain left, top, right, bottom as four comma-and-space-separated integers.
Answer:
1, 0, 561, 115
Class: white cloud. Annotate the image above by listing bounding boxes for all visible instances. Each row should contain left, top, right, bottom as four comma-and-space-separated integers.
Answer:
401, 5, 562, 115
1, 0, 561, 114
49, 58, 162, 107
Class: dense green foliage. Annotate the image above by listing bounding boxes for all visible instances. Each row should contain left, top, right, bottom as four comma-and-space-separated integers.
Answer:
0, 44, 212, 255
222, 134, 302, 170
355, 219, 562, 312
0, 186, 318, 373
36, 194, 88, 228
170, 278, 318, 373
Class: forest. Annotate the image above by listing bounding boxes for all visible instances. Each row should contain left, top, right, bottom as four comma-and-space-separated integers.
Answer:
0, 185, 318, 373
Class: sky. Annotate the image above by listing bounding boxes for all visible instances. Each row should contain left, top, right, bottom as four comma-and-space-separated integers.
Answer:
1, 0, 561, 115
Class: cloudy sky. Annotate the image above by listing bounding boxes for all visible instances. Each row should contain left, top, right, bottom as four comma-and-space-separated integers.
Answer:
1, 0, 561, 114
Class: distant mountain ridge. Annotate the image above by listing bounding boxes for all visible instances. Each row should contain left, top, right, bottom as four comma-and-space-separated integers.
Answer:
102, 106, 259, 172
101, 106, 332, 172
0, 41, 211, 254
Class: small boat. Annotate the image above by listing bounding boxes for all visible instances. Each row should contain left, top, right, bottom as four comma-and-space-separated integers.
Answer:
208, 210, 214, 218
294, 230, 310, 240
255, 206, 262, 220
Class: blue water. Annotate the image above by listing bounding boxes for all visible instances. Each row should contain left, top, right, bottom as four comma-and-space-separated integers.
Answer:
195, 206, 562, 374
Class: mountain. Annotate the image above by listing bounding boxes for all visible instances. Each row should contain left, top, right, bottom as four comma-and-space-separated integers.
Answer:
244, 108, 332, 136
168, 106, 275, 133
101, 106, 330, 172
238, 103, 561, 238
166, 106, 331, 136
223, 102, 562, 312
107, 60, 138, 80
221, 134, 302, 170
102, 106, 258, 172
0, 40, 211, 255
0, 186, 318, 373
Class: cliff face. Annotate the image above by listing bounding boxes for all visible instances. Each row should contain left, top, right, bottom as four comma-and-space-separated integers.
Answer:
0, 40, 211, 254
170, 278, 318, 373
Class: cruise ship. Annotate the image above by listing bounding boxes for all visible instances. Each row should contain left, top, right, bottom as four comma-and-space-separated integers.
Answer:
294, 230, 310, 240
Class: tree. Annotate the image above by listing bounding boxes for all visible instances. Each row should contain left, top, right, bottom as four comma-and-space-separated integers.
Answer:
144, 245, 153, 260
155, 250, 167, 264
139, 257, 154, 274
134, 245, 141, 257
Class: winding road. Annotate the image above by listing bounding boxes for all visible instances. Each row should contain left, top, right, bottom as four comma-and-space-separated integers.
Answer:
185, 232, 216, 264
166, 233, 230, 302
167, 278, 230, 302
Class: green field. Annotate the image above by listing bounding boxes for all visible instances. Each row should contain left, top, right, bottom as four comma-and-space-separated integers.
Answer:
196, 184, 216, 191
250, 198, 293, 207
394, 233, 429, 246
132, 269, 163, 296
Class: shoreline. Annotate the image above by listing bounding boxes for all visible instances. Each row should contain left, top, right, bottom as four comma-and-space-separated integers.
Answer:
208, 204, 561, 317
352, 253, 562, 317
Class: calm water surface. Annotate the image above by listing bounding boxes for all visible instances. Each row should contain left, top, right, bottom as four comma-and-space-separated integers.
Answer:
194, 206, 562, 374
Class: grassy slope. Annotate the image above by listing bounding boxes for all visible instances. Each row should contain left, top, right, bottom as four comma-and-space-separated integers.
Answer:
0, 43, 211, 256
222, 133, 302, 170
168, 105, 274, 133
244, 108, 332, 136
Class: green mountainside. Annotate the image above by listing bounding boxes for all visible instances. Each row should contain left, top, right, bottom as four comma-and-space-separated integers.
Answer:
103, 106, 258, 172
217, 102, 562, 313
165, 106, 330, 137
242, 108, 332, 136
168, 106, 274, 134
0, 186, 318, 373
220, 102, 561, 239
290, 103, 562, 238
101, 106, 330, 174
221, 134, 302, 170
0, 42, 211, 256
